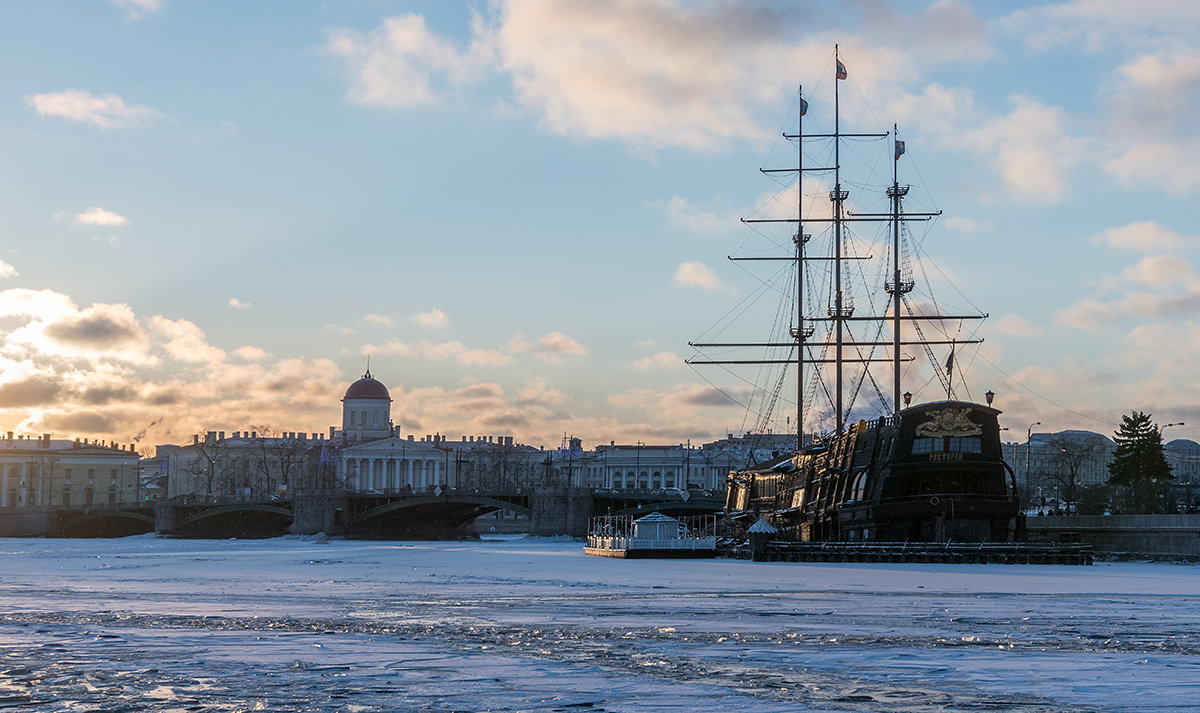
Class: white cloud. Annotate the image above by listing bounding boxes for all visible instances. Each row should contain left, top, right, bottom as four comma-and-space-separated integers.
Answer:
324, 13, 493, 108
148, 316, 225, 364
25, 90, 164, 129
231, 346, 271, 362
110, 0, 161, 19
73, 207, 130, 227
989, 314, 1042, 338
663, 196, 729, 233
411, 307, 449, 328
943, 216, 990, 233
629, 351, 682, 370
672, 261, 730, 291
534, 332, 588, 360
363, 313, 395, 327
951, 95, 1088, 205
227, 298, 252, 310
0, 260, 17, 280
361, 338, 513, 366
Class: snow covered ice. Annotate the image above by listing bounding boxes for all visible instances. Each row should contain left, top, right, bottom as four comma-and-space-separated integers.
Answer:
0, 535, 1197, 712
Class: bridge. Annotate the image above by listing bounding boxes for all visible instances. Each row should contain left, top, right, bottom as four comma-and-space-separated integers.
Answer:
0, 487, 726, 539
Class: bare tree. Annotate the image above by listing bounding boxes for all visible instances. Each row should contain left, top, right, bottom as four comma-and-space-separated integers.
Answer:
1038, 434, 1110, 513
249, 425, 310, 495
182, 432, 227, 496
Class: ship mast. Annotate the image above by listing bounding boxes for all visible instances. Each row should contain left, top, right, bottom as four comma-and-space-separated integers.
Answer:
888, 125, 912, 416
687, 47, 985, 445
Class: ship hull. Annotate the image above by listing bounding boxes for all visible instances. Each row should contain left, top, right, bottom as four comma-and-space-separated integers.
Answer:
726, 401, 1020, 543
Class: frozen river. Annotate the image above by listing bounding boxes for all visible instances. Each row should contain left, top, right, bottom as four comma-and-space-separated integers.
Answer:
0, 536, 1197, 712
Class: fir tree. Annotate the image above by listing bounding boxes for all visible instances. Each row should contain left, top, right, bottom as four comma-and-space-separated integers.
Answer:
1106, 411, 1173, 513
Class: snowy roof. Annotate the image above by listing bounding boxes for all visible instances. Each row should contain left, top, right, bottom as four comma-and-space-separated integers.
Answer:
747, 518, 778, 534
632, 512, 680, 524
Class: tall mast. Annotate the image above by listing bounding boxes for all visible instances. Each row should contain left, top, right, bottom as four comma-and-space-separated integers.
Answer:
794, 85, 808, 450
687, 47, 984, 445
888, 124, 910, 416
832, 44, 846, 433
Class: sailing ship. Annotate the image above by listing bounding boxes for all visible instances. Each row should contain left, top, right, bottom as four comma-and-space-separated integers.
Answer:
690, 48, 1020, 543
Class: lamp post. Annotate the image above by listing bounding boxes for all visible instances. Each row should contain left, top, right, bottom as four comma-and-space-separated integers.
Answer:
1025, 421, 1041, 498
1160, 422, 1185, 512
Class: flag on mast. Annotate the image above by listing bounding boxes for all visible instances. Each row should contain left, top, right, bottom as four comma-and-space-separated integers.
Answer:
799, 97, 808, 116
895, 139, 905, 159
836, 59, 847, 80
945, 348, 954, 373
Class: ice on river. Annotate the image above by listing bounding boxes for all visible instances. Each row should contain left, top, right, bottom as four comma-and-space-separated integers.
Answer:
1, 534, 1197, 712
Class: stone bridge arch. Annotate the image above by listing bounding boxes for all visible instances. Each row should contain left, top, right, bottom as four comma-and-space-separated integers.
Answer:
59, 509, 156, 538
351, 493, 532, 538
175, 503, 294, 538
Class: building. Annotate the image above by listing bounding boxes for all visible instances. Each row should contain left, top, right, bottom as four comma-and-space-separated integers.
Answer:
1, 432, 141, 508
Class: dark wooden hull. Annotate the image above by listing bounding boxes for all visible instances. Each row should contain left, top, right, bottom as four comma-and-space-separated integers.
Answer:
726, 401, 1020, 543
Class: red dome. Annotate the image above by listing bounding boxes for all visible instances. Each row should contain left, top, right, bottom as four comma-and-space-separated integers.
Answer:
343, 372, 391, 401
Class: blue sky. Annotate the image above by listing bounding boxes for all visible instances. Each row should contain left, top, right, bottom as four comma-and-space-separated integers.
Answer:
3, 0, 1200, 451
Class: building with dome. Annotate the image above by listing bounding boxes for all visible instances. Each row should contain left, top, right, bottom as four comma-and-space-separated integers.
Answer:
340, 368, 394, 444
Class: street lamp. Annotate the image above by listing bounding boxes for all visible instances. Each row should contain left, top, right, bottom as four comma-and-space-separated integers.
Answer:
1025, 421, 1041, 497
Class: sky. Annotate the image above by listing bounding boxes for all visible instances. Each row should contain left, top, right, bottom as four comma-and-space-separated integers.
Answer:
3, 0, 1200, 452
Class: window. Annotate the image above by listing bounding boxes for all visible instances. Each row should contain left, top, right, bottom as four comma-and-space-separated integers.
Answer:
88, 469, 95, 479
65, 468, 72, 480
350, 411, 356, 425
912, 438, 936, 454
108, 484, 119, 505
61, 487, 72, 507
110, 469, 118, 479
85, 486, 95, 506
949, 437, 982, 453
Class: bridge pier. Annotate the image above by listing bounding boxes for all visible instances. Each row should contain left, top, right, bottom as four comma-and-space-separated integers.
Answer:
529, 488, 592, 537
0, 506, 56, 537
154, 500, 178, 536
291, 491, 349, 536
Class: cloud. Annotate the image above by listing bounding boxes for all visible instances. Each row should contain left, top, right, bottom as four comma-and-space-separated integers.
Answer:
411, 308, 449, 328
231, 346, 271, 362
0, 375, 64, 408
989, 314, 1042, 338
324, 13, 493, 108
362, 339, 513, 366
503, 332, 587, 361
44, 304, 146, 351
73, 207, 130, 227
672, 261, 730, 291
663, 196, 729, 233
25, 89, 164, 129
0, 260, 17, 280
534, 332, 588, 358
1089, 222, 1199, 253
362, 313, 394, 327
950, 95, 1089, 205
227, 298, 252, 310
942, 216, 990, 233
110, 0, 161, 19
629, 351, 683, 370
148, 316, 225, 364
0, 287, 354, 445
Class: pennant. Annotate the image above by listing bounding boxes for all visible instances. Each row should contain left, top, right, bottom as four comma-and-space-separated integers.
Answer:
836, 59, 847, 80
799, 97, 808, 117
945, 349, 954, 373
895, 139, 905, 160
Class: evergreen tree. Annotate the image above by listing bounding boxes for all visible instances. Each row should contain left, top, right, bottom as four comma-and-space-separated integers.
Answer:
1106, 411, 1173, 513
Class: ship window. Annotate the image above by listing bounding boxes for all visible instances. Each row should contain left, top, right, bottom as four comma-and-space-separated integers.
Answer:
949, 437, 982, 453
912, 437, 936, 454
851, 471, 867, 500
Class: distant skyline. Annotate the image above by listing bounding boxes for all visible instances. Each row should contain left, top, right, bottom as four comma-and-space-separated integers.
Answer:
3, 0, 1200, 450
